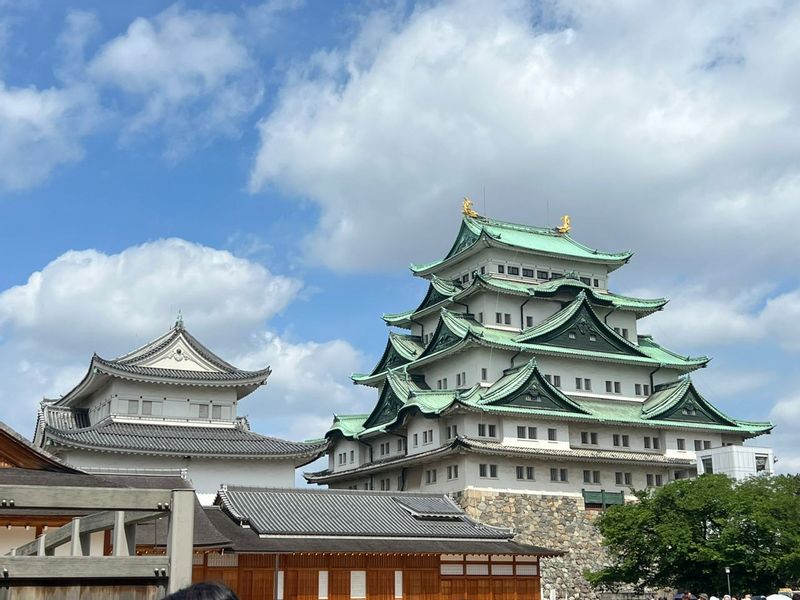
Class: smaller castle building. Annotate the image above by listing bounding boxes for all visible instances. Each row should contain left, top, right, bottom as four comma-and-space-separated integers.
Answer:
34, 318, 324, 501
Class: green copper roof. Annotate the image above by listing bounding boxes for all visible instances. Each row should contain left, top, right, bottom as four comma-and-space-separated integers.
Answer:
325, 360, 771, 440
410, 215, 633, 276
383, 273, 666, 327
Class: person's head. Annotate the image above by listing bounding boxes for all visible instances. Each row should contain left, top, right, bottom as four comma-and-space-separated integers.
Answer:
164, 582, 239, 600
699, 593, 709, 600
791, 593, 800, 600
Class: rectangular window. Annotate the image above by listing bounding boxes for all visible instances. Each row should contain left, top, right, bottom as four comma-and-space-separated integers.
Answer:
646, 474, 654, 487
622, 434, 630, 447
528, 426, 537, 439
584, 378, 592, 391
568, 331, 576, 339
487, 424, 497, 437
655, 474, 663, 486
461, 274, 469, 283
480, 266, 485, 275
197, 404, 209, 419
478, 424, 486, 437
127, 399, 139, 414
526, 466, 534, 480
141, 400, 153, 416
614, 381, 621, 394
635, 383, 642, 395
397, 439, 403, 451
479, 464, 487, 477
622, 328, 629, 339
614, 471, 623, 485
478, 312, 484, 323
643, 384, 651, 395
425, 469, 437, 484
581, 431, 589, 444
551, 272, 562, 279
495, 312, 502, 324
644, 436, 651, 449
575, 377, 582, 390
522, 268, 534, 278
504, 313, 511, 325
380, 443, 386, 456
653, 438, 661, 450
350, 450, 354, 463
584, 470, 601, 484
481, 368, 488, 380
694, 440, 703, 451
526, 316, 534, 327
613, 434, 620, 447
605, 380, 613, 393
351, 571, 366, 600
442, 378, 447, 388
548, 428, 557, 441
545, 374, 551, 383
507, 266, 520, 276
413, 433, 418, 447
447, 465, 459, 479
677, 438, 686, 450
497, 265, 505, 274
516, 466, 525, 480
517, 426, 527, 439
702, 457, 714, 474
456, 373, 461, 386
211, 405, 222, 419
703, 440, 712, 450
580, 276, 591, 285
490, 464, 498, 478
624, 472, 632, 485
437, 379, 442, 390
553, 375, 561, 388
593, 278, 599, 287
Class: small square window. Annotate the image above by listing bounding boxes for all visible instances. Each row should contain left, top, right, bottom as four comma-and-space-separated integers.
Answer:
504, 313, 511, 325
528, 427, 537, 439
580, 276, 591, 285
141, 400, 153, 416
537, 270, 549, 279
497, 265, 505, 274
197, 404, 209, 419
212, 405, 222, 419
677, 438, 686, 450
507, 266, 520, 276
589, 334, 597, 342
526, 316, 534, 327
548, 428, 557, 441
480, 266, 486, 274
568, 331, 577, 339
522, 268, 534, 278
517, 426, 527, 439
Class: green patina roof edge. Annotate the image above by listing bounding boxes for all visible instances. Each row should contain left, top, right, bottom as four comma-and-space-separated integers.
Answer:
383, 274, 667, 327
410, 214, 633, 275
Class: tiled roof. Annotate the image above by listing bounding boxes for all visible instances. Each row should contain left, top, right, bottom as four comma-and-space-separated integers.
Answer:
43, 420, 326, 459
216, 487, 512, 539
204, 507, 561, 556
410, 215, 632, 275
93, 356, 271, 382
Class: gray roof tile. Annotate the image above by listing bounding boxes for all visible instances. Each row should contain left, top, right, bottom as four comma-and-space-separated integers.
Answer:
217, 487, 511, 539
45, 421, 326, 459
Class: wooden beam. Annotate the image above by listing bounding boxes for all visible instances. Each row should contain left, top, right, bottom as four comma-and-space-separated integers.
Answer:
0, 556, 169, 579
12, 510, 160, 557
0, 486, 173, 510
166, 489, 194, 593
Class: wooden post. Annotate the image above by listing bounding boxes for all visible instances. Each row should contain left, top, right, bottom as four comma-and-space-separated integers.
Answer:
112, 511, 130, 557
69, 518, 84, 556
166, 489, 194, 593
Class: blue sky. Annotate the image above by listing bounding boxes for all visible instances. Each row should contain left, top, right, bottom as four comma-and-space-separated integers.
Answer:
1, 0, 799, 472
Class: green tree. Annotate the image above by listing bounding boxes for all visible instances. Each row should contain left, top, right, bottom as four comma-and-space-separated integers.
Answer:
587, 474, 800, 594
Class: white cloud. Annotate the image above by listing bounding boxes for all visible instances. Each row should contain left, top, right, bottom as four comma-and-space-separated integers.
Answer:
250, 0, 800, 274
636, 284, 800, 353
0, 81, 97, 190
0, 240, 367, 441
769, 396, 800, 474
89, 4, 263, 157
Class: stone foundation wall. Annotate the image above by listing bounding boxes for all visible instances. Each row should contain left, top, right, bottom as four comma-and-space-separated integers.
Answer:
453, 490, 607, 600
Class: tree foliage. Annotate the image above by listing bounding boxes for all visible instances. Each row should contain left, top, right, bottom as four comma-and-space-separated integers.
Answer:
587, 474, 800, 593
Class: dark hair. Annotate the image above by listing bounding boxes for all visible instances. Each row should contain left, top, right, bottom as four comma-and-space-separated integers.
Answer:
164, 582, 239, 600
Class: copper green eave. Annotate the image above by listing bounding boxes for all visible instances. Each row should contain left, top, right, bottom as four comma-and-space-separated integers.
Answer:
383, 273, 667, 328
409, 214, 633, 277
368, 298, 708, 387
326, 360, 771, 442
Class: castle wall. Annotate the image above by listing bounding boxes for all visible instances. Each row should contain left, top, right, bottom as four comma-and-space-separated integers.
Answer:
453, 488, 607, 600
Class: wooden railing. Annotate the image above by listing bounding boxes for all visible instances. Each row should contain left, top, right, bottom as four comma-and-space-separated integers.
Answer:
0, 484, 194, 594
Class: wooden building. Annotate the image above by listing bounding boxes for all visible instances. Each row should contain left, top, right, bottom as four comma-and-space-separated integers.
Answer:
187, 487, 560, 600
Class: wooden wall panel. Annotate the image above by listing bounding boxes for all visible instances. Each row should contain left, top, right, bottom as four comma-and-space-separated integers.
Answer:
440, 578, 465, 600
329, 570, 351, 600
406, 569, 438, 600
367, 569, 394, 600
515, 577, 540, 600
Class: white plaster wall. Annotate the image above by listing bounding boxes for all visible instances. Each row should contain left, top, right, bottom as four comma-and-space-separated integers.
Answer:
597, 310, 639, 342
0, 527, 105, 557
406, 414, 441, 456
331, 439, 364, 471
57, 450, 295, 501
439, 247, 609, 290
418, 347, 516, 389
